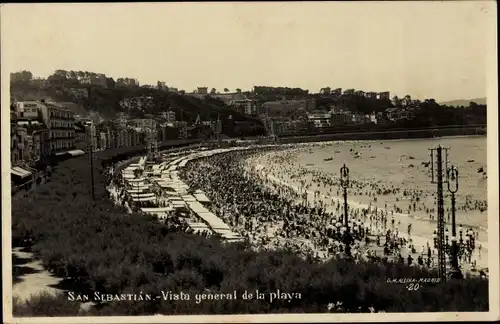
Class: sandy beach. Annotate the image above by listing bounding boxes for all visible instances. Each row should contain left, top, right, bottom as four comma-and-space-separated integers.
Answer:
245, 145, 488, 272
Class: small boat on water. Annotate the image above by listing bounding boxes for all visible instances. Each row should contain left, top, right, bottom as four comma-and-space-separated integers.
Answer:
408, 156, 415, 160
335, 150, 340, 153
467, 160, 475, 163
385, 147, 391, 149
477, 167, 484, 173
324, 157, 333, 161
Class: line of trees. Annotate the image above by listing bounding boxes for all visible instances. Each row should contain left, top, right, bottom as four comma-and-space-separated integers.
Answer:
11, 145, 488, 316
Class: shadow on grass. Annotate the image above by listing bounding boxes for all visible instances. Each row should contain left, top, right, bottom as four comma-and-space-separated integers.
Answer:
12, 266, 41, 284
48, 278, 93, 297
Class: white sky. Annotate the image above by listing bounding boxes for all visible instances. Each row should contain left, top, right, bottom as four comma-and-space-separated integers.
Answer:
1, 1, 496, 101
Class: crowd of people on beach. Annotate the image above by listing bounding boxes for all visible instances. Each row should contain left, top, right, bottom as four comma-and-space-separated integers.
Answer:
179, 147, 484, 273
103, 145, 486, 275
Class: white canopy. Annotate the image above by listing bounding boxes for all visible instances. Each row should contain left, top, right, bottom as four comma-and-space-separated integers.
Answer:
11, 166, 32, 179
68, 149, 85, 156
187, 201, 208, 214
131, 196, 156, 202
129, 192, 156, 198
194, 193, 210, 203
181, 195, 197, 202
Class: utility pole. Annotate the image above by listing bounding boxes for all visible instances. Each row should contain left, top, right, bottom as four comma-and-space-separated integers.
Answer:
340, 164, 351, 258
447, 166, 463, 279
88, 124, 95, 200
429, 145, 449, 282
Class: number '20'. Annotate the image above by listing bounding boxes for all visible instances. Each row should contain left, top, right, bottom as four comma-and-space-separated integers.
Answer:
407, 283, 420, 291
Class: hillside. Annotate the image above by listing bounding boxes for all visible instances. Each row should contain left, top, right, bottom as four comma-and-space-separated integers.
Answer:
10, 80, 266, 137
439, 97, 486, 107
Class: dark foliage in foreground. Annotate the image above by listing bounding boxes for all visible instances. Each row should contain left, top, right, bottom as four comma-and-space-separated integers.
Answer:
11, 146, 489, 316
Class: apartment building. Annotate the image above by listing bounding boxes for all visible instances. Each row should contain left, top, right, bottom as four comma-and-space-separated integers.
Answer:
343, 89, 355, 95
307, 112, 332, 129
80, 75, 107, 88
365, 92, 377, 99
38, 102, 76, 153
128, 118, 157, 130
16, 101, 43, 120
230, 99, 257, 115
354, 90, 365, 96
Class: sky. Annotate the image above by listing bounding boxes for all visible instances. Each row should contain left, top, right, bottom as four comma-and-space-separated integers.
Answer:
1, 1, 496, 102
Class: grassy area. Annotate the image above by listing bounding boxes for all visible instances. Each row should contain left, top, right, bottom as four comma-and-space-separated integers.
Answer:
11, 146, 489, 316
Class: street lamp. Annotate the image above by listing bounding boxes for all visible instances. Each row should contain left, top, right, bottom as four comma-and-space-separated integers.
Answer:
340, 164, 351, 258
447, 166, 463, 279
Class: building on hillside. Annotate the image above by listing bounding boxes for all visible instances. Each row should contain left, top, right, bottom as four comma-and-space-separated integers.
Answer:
308, 112, 332, 129
343, 89, 355, 95
116, 112, 129, 128
385, 107, 416, 122
159, 111, 176, 124
116, 78, 139, 87
197, 87, 208, 95
365, 92, 377, 99
15, 101, 43, 120
128, 118, 157, 130
157, 81, 167, 90
332, 111, 353, 126
332, 88, 342, 96
377, 92, 390, 100
354, 90, 365, 96
80, 75, 107, 88
119, 96, 154, 112
11, 99, 20, 165
230, 99, 257, 115
74, 124, 88, 150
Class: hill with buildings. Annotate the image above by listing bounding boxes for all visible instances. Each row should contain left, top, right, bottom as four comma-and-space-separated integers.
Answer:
10, 70, 266, 137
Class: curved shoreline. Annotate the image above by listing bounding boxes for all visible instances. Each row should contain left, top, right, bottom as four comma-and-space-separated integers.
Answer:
246, 148, 488, 271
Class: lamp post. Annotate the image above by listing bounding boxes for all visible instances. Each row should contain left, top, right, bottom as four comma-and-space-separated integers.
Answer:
340, 164, 351, 258
447, 166, 463, 279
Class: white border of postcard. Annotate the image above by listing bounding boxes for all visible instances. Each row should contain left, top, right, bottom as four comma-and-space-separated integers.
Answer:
2, 2, 499, 323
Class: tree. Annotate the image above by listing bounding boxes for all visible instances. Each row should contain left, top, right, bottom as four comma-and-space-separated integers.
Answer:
210, 88, 217, 94
235, 88, 241, 93
320, 87, 331, 95
224, 88, 229, 93
54, 70, 68, 78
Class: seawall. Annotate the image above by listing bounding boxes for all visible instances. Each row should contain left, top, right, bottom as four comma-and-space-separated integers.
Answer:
277, 126, 486, 144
